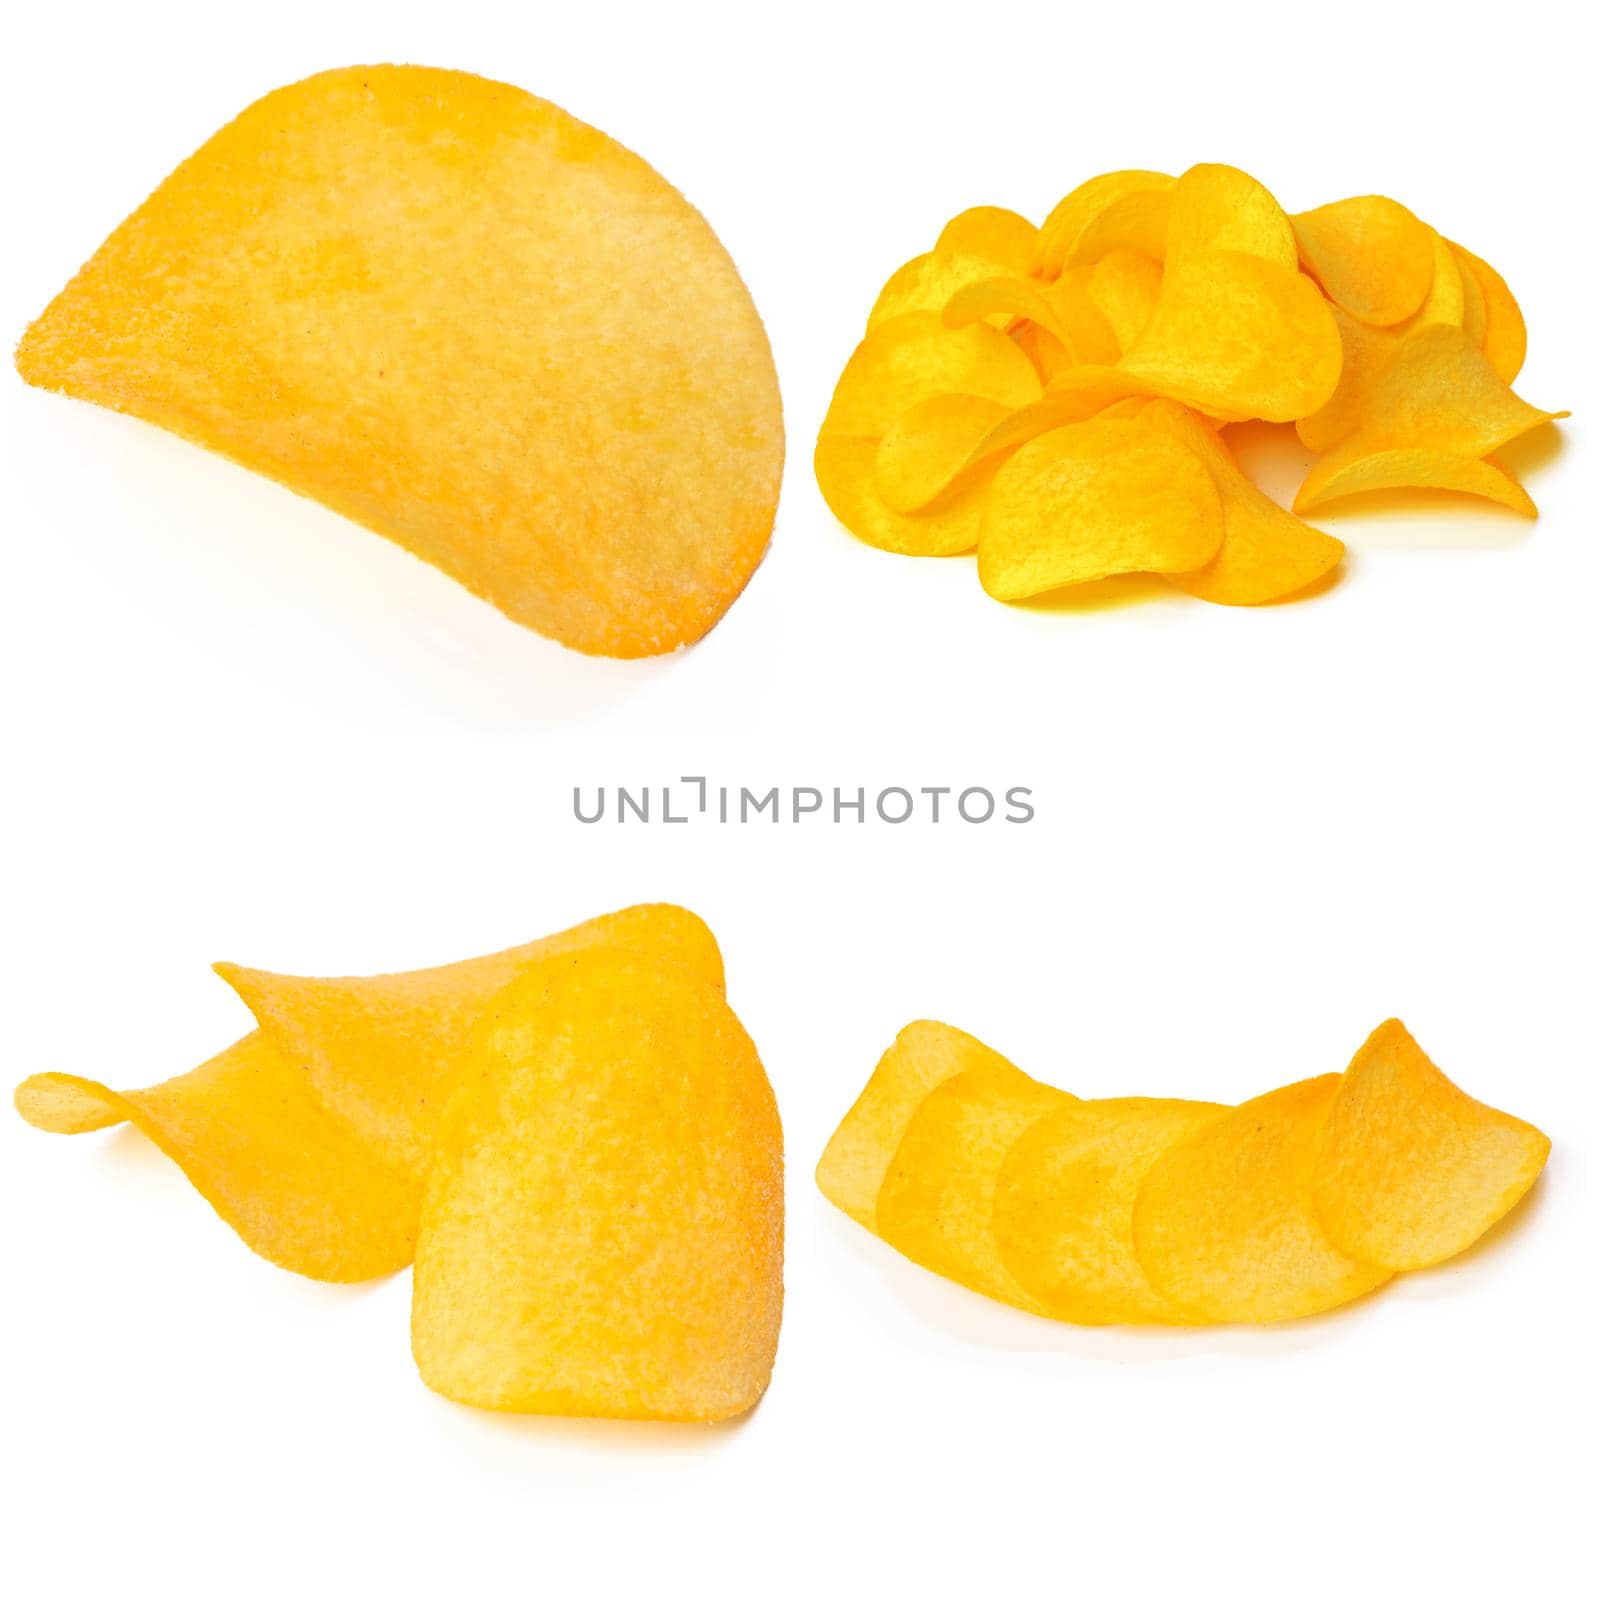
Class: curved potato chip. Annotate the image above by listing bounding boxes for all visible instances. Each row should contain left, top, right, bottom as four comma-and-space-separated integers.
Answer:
1295, 448, 1537, 516
1120, 250, 1342, 421
1015, 322, 1077, 384
978, 410, 1223, 599
1043, 267, 1124, 365
1065, 187, 1173, 268
1087, 249, 1164, 355
935, 205, 1039, 271
1165, 163, 1296, 269
874, 394, 1016, 513
942, 275, 1073, 346
869, 249, 1027, 329
1453, 242, 1488, 350
993, 1097, 1230, 1323
1312, 1020, 1550, 1272
1395, 231, 1466, 333
15, 1034, 417, 1282
14, 65, 782, 659
1147, 403, 1345, 603
1449, 242, 1527, 383
1035, 170, 1174, 279
1133, 1076, 1392, 1322
815, 1020, 1021, 1230
820, 311, 1043, 438
1291, 194, 1434, 326
876, 1068, 1075, 1311
412, 952, 782, 1421
218, 903, 724, 1179
816, 435, 993, 555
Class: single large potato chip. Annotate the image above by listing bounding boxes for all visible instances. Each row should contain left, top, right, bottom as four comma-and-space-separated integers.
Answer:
411, 953, 782, 1421
979, 410, 1223, 598
1165, 163, 1297, 270
876, 1067, 1075, 1311
15, 65, 783, 658
219, 903, 723, 1179
1149, 402, 1345, 604
1132, 1076, 1392, 1322
15, 1033, 416, 1281
1312, 1020, 1550, 1271
1291, 195, 1435, 326
1297, 449, 1536, 516
993, 1097, 1230, 1323
1120, 250, 1343, 422
1064, 189, 1174, 270
815, 1020, 1020, 1230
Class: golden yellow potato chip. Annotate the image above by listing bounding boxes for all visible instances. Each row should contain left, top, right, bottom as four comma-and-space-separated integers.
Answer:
1396, 230, 1466, 332
1046, 266, 1124, 365
934, 205, 1039, 270
1146, 402, 1345, 604
1015, 322, 1078, 384
1035, 170, 1174, 279
1132, 1075, 1392, 1322
15, 1033, 416, 1282
1296, 448, 1536, 516
1120, 250, 1342, 422
1086, 249, 1164, 355
1294, 305, 1398, 453
820, 311, 1043, 439
1064, 188, 1174, 269
411, 952, 781, 1421
941, 275, 1075, 347
1165, 163, 1296, 270
815, 1020, 1020, 1230
218, 903, 724, 1179
993, 1097, 1230, 1324
874, 394, 1016, 514
1291, 194, 1435, 325
876, 1068, 1075, 1311
1449, 242, 1528, 383
978, 410, 1223, 599
816, 434, 996, 555
1453, 242, 1489, 350
1312, 1020, 1550, 1270
14, 65, 782, 659
1293, 324, 1563, 513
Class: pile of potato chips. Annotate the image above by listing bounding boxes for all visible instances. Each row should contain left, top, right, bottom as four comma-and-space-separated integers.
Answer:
816, 165, 1565, 605
16, 66, 784, 658
818, 1018, 1547, 1323
15, 906, 784, 1422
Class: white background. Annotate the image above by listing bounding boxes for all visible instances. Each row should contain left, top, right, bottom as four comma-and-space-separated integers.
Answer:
3, 1, 1595, 1593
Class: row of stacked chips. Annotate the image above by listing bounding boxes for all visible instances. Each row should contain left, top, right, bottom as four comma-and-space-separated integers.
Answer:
816, 1017, 1548, 1323
815, 164, 1566, 606
15, 905, 784, 1422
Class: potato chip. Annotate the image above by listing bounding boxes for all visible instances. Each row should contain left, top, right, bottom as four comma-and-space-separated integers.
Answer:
1294, 305, 1398, 453
1015, 323, 1078, 384
15, 1034, 416, 1282
14, 65, 782, 659
979, 410, 1223, 599
1312, 1020, 1551, 1271
935, 205, 1039, 270
993, 1097, 1230, 1323
820, 312, 1043, 439
1165, 163, 1296, 269
1087, 249, 1164, 355
942, 276, 1075, 347
218, 903, 724, 1179
876, 1068, 1075, 1311
874, 395, 1016, 514
1294, 324, 1563, 513
1449, 242, 1528, 383
1065, 188, 1174, 269
815, 1020, 1020, 1230
1291, 194, 1435, 325
816, 435, 995, 555
1297, 449, 1536, 516
411, 952, 781, 1421
1396, 231, 1466, 332
1120, 250, 1343, 422
1035, 171, 1175, 279
1147, 403, 1345, 603
1047, 267, 1125, 365
1453, 242, 1489, 350
1133, 1076, 1392, 1322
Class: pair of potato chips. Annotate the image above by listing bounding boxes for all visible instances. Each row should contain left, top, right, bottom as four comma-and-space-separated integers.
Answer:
817, 1018, 1548, 1324
16, 66, 784, 658
817, 164, 1564, 608
16, 905, 783, 1422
